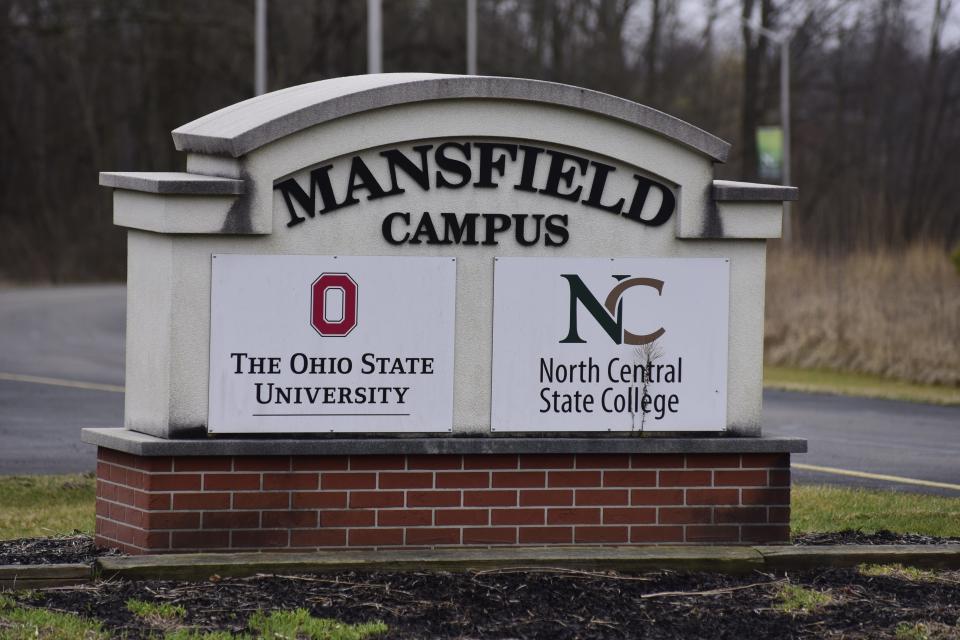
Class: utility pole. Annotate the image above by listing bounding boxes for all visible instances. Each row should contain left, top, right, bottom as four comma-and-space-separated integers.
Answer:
780, 38, 791, 244
742, 18, 792, 243
466, 0, 478, 75
368, 0, 383, 74
254, 0, 267, 95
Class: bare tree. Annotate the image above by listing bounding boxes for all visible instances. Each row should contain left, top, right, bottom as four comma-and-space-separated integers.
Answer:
1, 0, 959, 282
905, 0, 954, 242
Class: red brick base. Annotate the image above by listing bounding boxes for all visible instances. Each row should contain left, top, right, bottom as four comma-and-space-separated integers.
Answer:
94, 449, 791, 553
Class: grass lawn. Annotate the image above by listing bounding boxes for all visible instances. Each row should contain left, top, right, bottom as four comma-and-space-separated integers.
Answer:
0, 595, 387, 640
0, 474, 94, 539
764, 365, 960, 406
792, 485, 960, 537
3, 474, 960, 542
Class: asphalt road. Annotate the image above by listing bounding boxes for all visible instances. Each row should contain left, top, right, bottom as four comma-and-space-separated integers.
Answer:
0, 285, 958, 495
763, 390, 960, 495
0, 285, 124, 474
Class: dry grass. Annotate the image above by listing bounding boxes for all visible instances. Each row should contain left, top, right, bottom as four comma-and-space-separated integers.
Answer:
764, 366, 960, 405
765, 244, 960, 386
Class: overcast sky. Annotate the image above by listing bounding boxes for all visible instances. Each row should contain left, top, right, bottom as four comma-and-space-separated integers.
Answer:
621, 0, 959, 54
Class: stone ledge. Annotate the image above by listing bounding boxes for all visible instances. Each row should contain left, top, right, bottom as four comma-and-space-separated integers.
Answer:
171, 73, 731, 162
712, 180, 798, 202
99, 171, 245, 195
82, 428, 806, 457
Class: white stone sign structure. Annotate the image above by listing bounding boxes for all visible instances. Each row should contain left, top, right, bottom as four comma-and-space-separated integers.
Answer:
85, 74, 805, 554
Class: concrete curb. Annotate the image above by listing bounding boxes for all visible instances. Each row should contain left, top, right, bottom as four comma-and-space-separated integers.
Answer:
4, 545, 960, 589
95, 545, 960, 581
97, 547, 762, 580
756, 545, 960, 571
0, 563, 92, 590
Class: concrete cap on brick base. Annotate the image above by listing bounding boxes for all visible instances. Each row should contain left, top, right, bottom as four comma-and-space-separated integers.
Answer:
83, 428, 806, 457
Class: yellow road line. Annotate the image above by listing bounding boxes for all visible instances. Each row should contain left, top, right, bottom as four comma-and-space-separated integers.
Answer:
0, 372, 124, 393
793, 462, 960, 492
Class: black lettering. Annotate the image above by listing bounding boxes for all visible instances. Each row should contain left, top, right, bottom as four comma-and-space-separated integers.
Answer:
409, 212, 442, 244
582, 161, 625, 213
230, 352, 247, 374
540, 387, 552, 413
540, 150, 589, 201
624, 174, 676, 226
544, 214, 569, 246
255, 383, 272, 404
441, 212, 480, 245
513, 214, 543, 246
274, 164, 340, 226
380, 144, 433, 195
382, 211, 411, 244
360, 352, 374, 374
474, 142, 518, 188
514, 145, 545, 192
289, 353, 306, 374
435, 142, 472, 189
342, 156, 388, 206
482, 213, 512, 245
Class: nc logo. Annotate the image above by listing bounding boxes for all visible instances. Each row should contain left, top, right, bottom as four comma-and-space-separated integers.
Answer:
560, 274, 665, 345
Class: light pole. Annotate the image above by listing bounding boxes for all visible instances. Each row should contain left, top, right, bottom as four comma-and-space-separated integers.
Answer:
368, 0, 383, 74
254, 0, 267, 95
467, 0, 478, 75
742, 20, 792, 244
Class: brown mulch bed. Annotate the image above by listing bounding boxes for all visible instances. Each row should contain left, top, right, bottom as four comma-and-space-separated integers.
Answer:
3, 534, 960, 638
5, 566, 960, 639
0, 535, 119, 565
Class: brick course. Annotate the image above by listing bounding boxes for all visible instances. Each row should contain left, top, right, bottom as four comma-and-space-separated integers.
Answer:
94, 449, 792, 554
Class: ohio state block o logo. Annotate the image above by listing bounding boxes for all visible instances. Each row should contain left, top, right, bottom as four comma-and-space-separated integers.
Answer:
310, 273, 358, 336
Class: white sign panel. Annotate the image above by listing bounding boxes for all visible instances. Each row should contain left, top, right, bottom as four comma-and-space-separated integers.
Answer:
208, 255, 456, 433
491, 258, 729, 432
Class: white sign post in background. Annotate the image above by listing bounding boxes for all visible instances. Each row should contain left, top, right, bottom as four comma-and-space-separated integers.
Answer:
491, 257, 729, 432
209, 255, 456, 433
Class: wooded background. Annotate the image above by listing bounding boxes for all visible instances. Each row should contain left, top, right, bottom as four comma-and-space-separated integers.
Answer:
0, 0, 957, 282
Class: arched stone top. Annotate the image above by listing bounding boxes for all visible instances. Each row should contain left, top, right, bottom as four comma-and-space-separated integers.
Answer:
172, 73, 731, 162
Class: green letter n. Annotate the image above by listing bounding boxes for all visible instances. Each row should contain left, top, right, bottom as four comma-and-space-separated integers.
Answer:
559, 274, 622, 344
